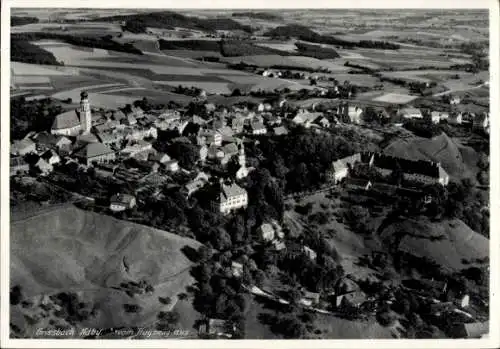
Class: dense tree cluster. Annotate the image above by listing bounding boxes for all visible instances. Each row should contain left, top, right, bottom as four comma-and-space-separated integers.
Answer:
220, 40, 290, 57
231, 12, 283, 20
159, 39, 221, 52
264, 24, 400, 50
295, 42, 340, 59
11, 16, 39, 26
12, 33, 143, 55
258, 127, 377, 193
11, 39, 62, 66
95, 11, 252, 33
403, 119, 443, 138
10, 97, 64, 140
122, 20, 148, 34
191, 259, 247, 338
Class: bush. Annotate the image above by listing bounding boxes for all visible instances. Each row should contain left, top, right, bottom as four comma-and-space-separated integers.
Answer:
123, 303, 142, 313
376, 310, 396, 326
295, 202, 314, 215
10, 285, 23, 305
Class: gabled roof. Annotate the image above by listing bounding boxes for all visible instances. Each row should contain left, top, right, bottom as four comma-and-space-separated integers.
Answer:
372, 153, 441, 178
250, 121, 266, 130
400, 107, 422, 115
222, 143, 238, 155
12, 138, 35, 153
52, 110, 81, 130
346, 178, 371, 188
331, 153, 361, 173
75, 143, 114, 159
273, 126, 288, 135
463, 321, 489, 338
32, 131, 58, 146
220, 182, 247, 202
110, 193, 135, 205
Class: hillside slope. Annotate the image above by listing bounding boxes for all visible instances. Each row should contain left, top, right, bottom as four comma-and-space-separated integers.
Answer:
379, 216, 489, 272
382, 133, 476, 180
10, 205, 202, 336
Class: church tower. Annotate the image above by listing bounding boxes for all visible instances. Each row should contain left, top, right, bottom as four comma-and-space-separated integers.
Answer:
80, 91, 92, 134
236, 138, 249, 180
238, 139, 246, 167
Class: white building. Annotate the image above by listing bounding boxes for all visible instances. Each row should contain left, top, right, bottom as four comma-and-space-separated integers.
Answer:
348, 106, 363, 124
109, 193, 136, 212
211, 181, 248, 215
431, 111, 449, 124
399, 107, 423, 119
327, 153, 363, 183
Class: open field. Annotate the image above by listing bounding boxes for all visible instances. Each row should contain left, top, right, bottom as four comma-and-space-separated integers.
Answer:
372, 93, 418, 104
254, 41, 299, 53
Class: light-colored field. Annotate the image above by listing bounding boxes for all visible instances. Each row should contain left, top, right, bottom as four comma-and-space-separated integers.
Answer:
16, 85, 54, 91
254, 41, 299, 53
372, 93, 418, 104
11, 62, 76, 76
12, 76, 51, 84
102, 88, 193, 105
52, 89, 138, 108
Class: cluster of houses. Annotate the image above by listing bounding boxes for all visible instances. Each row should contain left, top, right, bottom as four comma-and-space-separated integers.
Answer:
397, 106, 490, 132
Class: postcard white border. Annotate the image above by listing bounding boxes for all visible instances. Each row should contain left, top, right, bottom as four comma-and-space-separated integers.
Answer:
1, 0, 499, 348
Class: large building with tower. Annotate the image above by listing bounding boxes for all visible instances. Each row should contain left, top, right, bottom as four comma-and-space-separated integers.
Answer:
51, 91, 92, 136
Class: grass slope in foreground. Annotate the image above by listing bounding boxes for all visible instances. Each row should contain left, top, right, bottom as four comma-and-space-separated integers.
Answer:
10, 205, 202, 338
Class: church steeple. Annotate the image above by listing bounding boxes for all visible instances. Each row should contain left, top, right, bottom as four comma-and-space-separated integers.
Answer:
238, 139, 246, 167
80, 91, 92, 134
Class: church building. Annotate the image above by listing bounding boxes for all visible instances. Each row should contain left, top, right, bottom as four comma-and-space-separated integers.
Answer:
51, 91, 92, 136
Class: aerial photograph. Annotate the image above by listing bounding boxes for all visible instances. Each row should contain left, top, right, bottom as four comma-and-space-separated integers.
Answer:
8, 7, 490, 341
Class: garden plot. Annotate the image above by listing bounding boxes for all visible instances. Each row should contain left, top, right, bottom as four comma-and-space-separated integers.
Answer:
372, 93, 418, 104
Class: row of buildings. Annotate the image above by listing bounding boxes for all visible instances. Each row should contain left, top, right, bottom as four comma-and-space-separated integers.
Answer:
327, 152, 450, 186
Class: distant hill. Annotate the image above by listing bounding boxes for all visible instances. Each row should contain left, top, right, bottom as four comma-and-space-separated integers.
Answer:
382, 132, 477, 180
264, 24, 400, 50
11, 16, 39, 26
95, 11, 253, 33
232, 11, 283, 21
10, 205, 202, 337
379, 216, 488, 272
